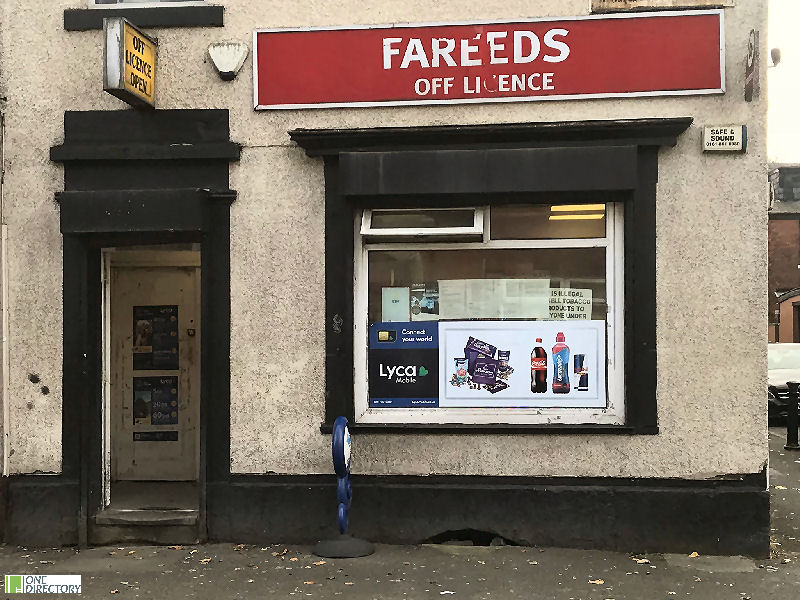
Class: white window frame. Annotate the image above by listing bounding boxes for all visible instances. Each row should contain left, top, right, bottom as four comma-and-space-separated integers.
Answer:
89, 0, 206, 8
361, 208, 484, 241
353, 203, 625, 425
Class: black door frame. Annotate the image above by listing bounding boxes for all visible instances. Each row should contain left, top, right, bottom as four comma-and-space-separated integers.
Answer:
59, 191, 234, 544
47, 109, 239, 546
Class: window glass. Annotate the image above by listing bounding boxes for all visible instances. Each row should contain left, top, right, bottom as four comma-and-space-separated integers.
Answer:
491, 204, 606, 239
368, 248, 606, 324
370, 209, 476, 229
358, 201, 620, 422
91, 0, 203, 4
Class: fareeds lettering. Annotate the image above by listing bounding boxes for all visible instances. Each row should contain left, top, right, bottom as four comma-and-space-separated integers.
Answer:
383, 28, 570, 70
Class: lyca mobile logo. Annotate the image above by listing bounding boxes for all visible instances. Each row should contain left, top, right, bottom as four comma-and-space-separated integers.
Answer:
379, 364, 429, 383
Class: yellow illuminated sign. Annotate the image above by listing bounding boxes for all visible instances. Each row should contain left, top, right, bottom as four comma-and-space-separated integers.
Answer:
104, 18, 157, 108
123, 21, 156, 105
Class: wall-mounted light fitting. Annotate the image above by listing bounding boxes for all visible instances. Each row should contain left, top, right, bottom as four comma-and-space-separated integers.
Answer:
208, 41, 249, 81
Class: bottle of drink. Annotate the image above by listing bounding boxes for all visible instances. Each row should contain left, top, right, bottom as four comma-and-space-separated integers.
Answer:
531, 338, 547, 393
552, 332, 570, 394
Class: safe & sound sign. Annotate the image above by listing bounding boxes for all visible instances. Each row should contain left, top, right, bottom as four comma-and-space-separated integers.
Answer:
104, 17, 157, 108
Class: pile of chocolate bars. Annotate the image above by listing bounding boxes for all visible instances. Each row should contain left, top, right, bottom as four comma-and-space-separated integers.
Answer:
450, 336, 514, 394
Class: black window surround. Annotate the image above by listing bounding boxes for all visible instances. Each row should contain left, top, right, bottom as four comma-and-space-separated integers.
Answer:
64, 5, 224, 30
291, 118, 693, 435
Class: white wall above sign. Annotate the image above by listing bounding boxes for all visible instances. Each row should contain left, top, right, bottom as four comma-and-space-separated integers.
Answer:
592, 0, 733, 10
703, 125, 747, 153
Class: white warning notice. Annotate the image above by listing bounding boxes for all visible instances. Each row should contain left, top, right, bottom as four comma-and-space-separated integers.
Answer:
549, 288, 592, 320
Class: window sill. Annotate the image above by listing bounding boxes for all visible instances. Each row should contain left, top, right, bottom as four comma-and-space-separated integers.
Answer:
319, 422, 658, 435
64, 6, 224, 30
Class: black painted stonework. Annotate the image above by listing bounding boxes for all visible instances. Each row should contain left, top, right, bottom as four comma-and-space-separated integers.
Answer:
5, 478, 81, 547
207, 472, 770, 557
290, 119, 690, 434
64, 6, 224, 31
2, 109, 237, 547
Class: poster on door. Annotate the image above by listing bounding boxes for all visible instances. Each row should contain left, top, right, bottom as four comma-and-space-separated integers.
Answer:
133, 305, 179, 370
133, 376, 179, 426
439, 320, 606, 408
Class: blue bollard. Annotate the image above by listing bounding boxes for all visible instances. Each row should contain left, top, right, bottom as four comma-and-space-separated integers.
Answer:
312, 417, 375, 558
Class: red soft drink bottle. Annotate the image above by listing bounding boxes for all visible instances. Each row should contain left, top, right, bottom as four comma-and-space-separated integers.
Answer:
531, 338, 547, 393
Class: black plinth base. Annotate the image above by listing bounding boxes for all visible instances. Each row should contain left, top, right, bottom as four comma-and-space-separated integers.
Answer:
313, 534, 375, 558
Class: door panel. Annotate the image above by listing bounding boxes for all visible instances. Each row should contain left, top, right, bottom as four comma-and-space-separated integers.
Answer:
111, 265, 201, 481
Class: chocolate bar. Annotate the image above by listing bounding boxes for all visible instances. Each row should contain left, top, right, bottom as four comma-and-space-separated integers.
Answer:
465, 348, 489, 375
486, 380, 509, 394
471, 357, 499, 385
465, 336, 497, 359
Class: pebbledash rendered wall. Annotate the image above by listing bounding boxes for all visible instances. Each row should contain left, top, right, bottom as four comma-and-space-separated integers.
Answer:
0, 1, 766, 483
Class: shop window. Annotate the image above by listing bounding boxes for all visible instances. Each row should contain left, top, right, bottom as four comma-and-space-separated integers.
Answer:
361, 208, 484, 241
89, 0, 205, 6
355, 202, 625, 425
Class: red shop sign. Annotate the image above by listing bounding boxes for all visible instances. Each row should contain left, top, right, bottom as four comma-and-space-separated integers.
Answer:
254, 10, 724, 110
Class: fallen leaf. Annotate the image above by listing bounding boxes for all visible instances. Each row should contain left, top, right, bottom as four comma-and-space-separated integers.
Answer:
634, 558, 650, 564
189, 549, 198, 554
199, 558, 212, 564
304, 581, 315, 585
289, 557, 299, 562
528, 561, 539, 565
247, 579, 254, 583
776, 486, 788, 490
234, 544, 247, 550
589, 579, 605, 585
313, 560, 326, 566
477, 560, 486, 565
345, 582, 354, 586
110, 590, 119, 595
127, 550, 136, 555
168, 546, 183, 550
693, 576, 702, 582
689, 552, 699, 558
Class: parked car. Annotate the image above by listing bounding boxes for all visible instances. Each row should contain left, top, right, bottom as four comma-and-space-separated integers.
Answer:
768, 343, 800, 423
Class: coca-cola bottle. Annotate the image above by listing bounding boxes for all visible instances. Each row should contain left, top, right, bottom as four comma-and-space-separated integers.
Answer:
531, 338, 547, 393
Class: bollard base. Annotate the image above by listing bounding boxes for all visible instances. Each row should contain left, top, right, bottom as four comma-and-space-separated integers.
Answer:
785, 443, 800, 451
313, 534, 375, 558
